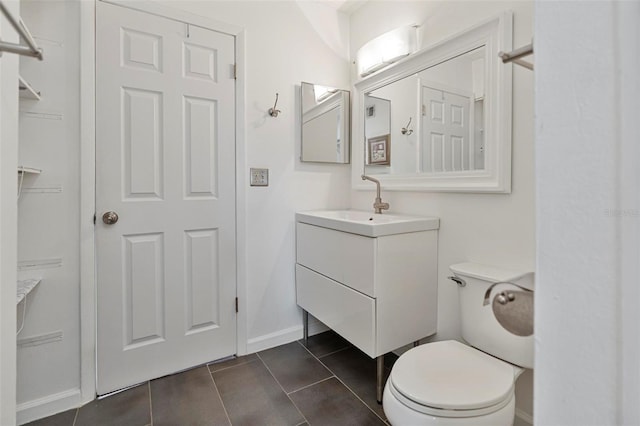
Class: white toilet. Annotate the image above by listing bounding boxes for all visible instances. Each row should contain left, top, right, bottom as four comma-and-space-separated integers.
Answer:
383, 262, 534, 426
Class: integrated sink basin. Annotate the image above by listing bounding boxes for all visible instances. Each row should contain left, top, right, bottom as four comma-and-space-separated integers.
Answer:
296, 210, 439, 237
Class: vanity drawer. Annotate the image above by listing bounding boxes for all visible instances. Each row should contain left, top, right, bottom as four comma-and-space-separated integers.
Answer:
296, 264, 375, 356
296, 222, 376, 296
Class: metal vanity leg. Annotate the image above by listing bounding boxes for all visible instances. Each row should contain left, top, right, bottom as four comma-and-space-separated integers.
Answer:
376, 355, 384, 404
302, 310, 309, 346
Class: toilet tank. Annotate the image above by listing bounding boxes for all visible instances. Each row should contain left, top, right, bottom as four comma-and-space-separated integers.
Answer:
450, 263, 534, 369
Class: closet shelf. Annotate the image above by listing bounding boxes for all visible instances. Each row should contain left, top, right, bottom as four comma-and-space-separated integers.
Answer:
18, 75, 41, 100
0, 4, 43, 60
17, 279, 40, 304
17, 166, 41, 175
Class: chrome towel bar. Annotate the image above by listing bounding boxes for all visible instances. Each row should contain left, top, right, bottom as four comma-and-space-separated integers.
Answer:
499, 41, 533, 70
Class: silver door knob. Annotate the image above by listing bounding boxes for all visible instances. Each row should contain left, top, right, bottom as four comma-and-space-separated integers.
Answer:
496, 293, 508, 305
102, 211, 119, 225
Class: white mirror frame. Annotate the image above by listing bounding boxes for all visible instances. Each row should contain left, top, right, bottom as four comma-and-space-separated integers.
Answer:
352, 12, 513, 193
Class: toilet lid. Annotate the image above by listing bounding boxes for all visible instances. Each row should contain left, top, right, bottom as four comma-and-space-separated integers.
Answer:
390, 340, 516, 411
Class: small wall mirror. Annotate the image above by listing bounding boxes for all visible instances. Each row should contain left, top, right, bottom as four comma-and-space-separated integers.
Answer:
353, 13, 513, 192
301, 82, 350, 163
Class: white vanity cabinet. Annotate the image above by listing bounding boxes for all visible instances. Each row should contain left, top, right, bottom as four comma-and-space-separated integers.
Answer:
295, 211, 439, 358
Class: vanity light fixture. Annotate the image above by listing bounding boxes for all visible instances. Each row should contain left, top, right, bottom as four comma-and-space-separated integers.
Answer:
314, 85, 338, 102
356, 25, 418, 78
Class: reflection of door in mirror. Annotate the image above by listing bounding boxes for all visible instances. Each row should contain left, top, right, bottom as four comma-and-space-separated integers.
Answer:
418, 47, 485, 173
301, 82, 350, 164
353, 13, 513, 193
364, 95, 391, 169
421, 84, 472, 172
364, 46, 486, 175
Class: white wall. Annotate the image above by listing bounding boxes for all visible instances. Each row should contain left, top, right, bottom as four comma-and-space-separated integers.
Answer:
368, 76, 417, 175
535, 1, 640, 424
15, 1, 82, 422
167, 0, 352, 351
7, 1, 640, 425
9, 1, 352, 421
7, 1, 542, 424
350, 1, 534, 423
0, 1, 20, 424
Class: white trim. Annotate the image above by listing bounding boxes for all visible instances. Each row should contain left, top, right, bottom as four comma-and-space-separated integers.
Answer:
617, 2, 640, 423
0, 1, 20, 423
79, 0, 97, 406
245, 320, 329, 355
246, 325, 302, 354
99, 0, 243, 35
235, 29, 248, 356
514, 408, 534, 426
16, 388, 81, 426
351, 12, 513, 193
80, 0, 247, 401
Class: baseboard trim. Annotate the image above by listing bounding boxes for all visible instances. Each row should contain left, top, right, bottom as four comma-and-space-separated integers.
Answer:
246, 318, 330, 354
246, 325, 301, 353
17, 388, 81, 425
515, 408, 534, 426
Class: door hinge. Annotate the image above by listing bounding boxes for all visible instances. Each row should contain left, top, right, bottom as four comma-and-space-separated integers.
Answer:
235, 297, 238, 313
93, 213, 96, 225
233, 64, 237, 80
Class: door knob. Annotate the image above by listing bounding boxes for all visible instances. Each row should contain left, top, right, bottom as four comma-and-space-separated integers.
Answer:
102, 211, 119, 225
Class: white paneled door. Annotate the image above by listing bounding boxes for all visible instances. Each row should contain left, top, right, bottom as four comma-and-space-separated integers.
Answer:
421, 84, 472, 173
95, 2, 236, 394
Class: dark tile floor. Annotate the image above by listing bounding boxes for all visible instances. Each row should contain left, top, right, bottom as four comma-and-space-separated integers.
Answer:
26, 331, 397, 426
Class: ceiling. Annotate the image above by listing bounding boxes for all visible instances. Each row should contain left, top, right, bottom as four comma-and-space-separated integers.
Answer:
322, 0, 369, 15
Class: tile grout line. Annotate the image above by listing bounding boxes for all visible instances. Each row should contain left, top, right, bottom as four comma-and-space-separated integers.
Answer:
286, 375, 335, 395
71, 407, 79, 426
315, 346, 352, 360
296, 339, 388, 423
255, 351, 310, 426
147, 381, 153, 426
207, 367, 233, 426
303, 341, 389, 425
207, 357, 258, 374
296, 340, 352, 361
317, 359, 389, 425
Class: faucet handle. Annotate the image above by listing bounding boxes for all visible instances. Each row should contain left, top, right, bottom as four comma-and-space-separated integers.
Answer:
373, 201, 390, 213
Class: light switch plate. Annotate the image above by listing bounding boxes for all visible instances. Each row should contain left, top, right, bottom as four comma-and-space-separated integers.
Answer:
250, 168, 269, 186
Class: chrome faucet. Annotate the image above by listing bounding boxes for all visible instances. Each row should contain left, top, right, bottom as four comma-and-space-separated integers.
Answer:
361, 175, 390, 214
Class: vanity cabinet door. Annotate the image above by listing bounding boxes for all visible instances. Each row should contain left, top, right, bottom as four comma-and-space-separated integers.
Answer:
296, 223, 376, 296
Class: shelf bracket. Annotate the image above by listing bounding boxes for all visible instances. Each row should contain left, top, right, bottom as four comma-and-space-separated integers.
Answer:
0, 1, 43, 60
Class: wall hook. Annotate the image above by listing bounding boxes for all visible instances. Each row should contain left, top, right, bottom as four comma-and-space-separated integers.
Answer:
269, 93, 281, 117
401, 117, 413, 135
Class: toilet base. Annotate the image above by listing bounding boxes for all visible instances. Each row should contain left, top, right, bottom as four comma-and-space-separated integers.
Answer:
383, 382, 516, 426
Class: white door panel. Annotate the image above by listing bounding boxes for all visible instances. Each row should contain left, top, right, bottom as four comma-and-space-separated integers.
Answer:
96, 2, 236, 394
421, 85, 472, 172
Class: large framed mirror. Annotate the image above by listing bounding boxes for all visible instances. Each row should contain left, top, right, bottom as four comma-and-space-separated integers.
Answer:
352, 12, 513, 192
301, 82, 350, 164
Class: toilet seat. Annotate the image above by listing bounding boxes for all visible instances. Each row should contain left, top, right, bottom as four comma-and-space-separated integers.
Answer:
388, 340, 517, 418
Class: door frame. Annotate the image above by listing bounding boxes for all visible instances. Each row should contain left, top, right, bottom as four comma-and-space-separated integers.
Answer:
79, 0, 247, 404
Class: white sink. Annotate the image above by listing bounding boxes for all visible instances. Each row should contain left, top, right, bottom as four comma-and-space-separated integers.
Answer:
296, 210, 439, 237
